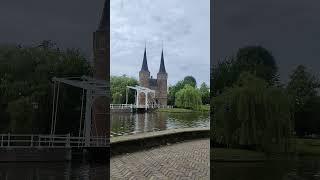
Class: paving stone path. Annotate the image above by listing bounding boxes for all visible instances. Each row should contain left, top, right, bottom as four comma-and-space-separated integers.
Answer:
111, 139, 210, 180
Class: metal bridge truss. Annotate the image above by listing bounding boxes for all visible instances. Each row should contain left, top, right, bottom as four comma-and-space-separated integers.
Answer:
0, 76, 109, 149
50, 76, 109, 147
126, 85, 156, 110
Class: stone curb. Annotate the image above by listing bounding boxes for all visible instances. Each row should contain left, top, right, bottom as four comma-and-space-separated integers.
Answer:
111, 128, 210, 156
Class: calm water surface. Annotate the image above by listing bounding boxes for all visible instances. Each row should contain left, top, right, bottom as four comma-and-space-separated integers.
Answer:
111, 111, 210, 136
0, 162, 109, 180
212, 156, 320, 180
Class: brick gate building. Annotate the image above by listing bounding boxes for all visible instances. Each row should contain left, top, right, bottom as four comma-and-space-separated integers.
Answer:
138, 47, 168, 106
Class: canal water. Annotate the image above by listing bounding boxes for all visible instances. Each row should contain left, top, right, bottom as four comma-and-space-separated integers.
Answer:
111, 111, 210, 136
212, 156, 320, 180
0, 162, 109, 180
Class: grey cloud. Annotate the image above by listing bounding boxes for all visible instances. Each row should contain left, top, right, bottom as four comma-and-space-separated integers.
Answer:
214, 0, 320, 83
111, 0, 210, 86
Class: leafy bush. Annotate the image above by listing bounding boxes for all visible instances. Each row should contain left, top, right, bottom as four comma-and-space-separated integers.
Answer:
213, 73, 293, 152
175, 85, 202, 110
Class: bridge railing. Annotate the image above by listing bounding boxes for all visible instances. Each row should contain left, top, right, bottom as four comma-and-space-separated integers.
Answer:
0, 134, 109, 148
110, 104, 173, 109
110, 104, 133, 109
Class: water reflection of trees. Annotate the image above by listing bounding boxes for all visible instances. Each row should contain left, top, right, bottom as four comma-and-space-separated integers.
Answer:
168, 112, 210, 128
212, 157, 320, 180
111, 112, 209, 135
111, 113, 134, 135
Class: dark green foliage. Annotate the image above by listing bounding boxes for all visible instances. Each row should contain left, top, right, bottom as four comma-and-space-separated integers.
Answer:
212, 46, 279, 96
199, 82, 210, 104
175, 85, 202, 110
0, 42, 91, 133
168, 80, 185, 105
168, 76, 198, 105
294, 97, 320, 135
235, 46, 278, 84
211, 57, 238, 96
287, 65, 320, 136
213, 73, 293, 152
183, 76, 197, 88
287, 65, 320, 111
110, 75, 138, 104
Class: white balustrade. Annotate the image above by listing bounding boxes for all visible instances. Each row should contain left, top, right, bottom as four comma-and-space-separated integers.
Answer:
0, 134, 109, 148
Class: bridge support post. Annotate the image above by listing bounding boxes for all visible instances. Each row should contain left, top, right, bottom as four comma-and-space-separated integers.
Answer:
84, 91, 93, 147
145, 92, 148, 110
7, 133, 10, 147
136, 91, 139, 108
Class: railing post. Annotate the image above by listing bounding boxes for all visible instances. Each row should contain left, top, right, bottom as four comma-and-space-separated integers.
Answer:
66, 133, 70, 147
1, 135, 3, 147
38, 136, 41, 147
7, 133, 10, 147
30, 135, 33, 147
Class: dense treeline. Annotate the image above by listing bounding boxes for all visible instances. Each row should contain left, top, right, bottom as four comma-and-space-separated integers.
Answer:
110, 75, 138, 104
211, 46, 320, 152
110, 75, 210, 111
0, 41, 91, 134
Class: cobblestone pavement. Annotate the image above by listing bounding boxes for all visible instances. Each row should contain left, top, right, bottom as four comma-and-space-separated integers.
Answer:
111, 139, 210, 180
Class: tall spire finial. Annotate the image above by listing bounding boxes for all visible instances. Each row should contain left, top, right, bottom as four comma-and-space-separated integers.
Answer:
98, 0, 108, 31
141, 43, 149, 72
159, 47, 166, 73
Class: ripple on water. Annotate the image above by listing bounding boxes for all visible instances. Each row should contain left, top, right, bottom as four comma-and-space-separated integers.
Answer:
111, 111, 210, 136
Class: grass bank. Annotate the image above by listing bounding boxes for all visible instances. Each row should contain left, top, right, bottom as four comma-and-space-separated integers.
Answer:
295, 138, 320, 155
211, 138, 320, 162
156, 105, 210, 113
211, 148, 266, 162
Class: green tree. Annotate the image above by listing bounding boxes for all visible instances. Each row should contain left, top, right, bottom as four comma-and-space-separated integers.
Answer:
213, 73, 293, 152
287, 65, 320, 111
168, 76, 198, 105
211, 46, 279, 96
199, 82, 210, 104
175, 85, 202, 110
235, 46, 278, 84
110, 75, 138, 104
7, 97, 33, 133
211, 57, 239, 96
0, 42, 92, 133
168, 80, 185, 105
287, 65, 320, 135
183, 76, 197, 88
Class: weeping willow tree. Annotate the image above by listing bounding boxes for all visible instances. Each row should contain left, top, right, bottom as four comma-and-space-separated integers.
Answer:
213, 72, 293, 152
175, 84, 202, 110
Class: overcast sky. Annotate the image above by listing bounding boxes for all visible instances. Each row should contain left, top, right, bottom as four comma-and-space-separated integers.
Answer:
0, 0, 104, 57
214, 0, 320, 84
111, 0, 210, 86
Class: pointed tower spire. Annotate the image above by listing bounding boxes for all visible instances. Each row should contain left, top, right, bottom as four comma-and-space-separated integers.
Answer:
98, 0, 107, 31
141, 46, 149, 72
159, 48, 166, 73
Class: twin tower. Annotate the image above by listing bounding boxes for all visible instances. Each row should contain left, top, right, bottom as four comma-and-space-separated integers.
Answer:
139, 47, 168, 106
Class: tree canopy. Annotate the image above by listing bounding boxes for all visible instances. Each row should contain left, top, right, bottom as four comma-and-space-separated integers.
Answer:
175, 84, 202, 110
212, 46, 279, 96
183, 76, 197, 88
287, 65, 320, 136
287, 65, 320, 111
199, 82, 210, 105
110, 75, 138, 104
0, 42, 91, 133
168, 75, 198, 105
213, 73, 293, 152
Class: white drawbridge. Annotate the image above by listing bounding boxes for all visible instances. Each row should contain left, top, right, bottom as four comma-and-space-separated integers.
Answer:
51, 76, 109, 147
126, 85, 156, 110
